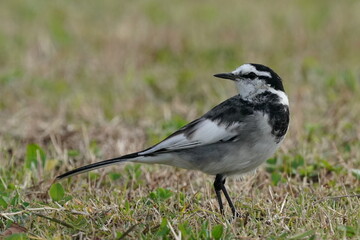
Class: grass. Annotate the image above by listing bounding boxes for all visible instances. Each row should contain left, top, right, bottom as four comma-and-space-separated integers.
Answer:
1, 0, 360, 239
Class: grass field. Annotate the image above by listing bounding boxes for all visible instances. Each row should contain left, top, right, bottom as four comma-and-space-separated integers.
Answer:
1, 0, 360, 239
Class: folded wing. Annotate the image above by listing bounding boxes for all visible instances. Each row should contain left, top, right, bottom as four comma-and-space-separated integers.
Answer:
139, 95, 254, 156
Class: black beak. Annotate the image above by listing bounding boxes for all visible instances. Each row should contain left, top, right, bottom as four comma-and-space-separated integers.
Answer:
213, 72, 236, 81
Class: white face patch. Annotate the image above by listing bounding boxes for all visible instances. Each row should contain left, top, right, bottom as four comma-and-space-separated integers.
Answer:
235, 79, 263, 98
232, 64, 271, 78
231, 64, 288, 105
235, 79, 289, 106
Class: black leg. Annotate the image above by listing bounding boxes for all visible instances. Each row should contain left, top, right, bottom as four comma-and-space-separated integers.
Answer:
213, 174, 238, 218
214, 174, 224, 215
220, 179, 237, 218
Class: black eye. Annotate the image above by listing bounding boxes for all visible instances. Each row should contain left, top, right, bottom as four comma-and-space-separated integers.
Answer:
244, 72, 257, 79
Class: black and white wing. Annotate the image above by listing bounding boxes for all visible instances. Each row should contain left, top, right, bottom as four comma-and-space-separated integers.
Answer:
139, 96, 254, 156
56, 96, 256, 180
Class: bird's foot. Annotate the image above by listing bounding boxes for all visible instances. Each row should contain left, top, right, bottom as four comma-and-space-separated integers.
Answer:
229, 211, 249, 225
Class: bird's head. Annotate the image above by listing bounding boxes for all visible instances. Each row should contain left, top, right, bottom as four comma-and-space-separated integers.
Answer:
214, 63, 285, 100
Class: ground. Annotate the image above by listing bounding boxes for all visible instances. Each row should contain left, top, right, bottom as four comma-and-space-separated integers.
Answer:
0, 0, 359, 239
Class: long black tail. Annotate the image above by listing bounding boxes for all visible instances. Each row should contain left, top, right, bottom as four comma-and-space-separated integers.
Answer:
56, 152, 139, 180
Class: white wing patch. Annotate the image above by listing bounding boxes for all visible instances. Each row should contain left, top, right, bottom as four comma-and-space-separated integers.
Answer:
139, 119, 241, 155
190, 119, 239, 143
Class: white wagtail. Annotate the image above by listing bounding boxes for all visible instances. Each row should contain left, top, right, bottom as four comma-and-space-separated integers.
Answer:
57, 63, 290, 217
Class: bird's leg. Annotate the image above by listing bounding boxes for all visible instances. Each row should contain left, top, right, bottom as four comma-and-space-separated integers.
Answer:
219, 177, 238, 218
213, 174, 224, 215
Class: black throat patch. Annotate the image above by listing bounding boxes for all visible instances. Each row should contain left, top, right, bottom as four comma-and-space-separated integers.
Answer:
253, 92, 289, 142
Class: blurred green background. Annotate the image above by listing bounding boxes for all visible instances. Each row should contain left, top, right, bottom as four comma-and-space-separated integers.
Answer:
0, 0, 359, 239
1, 0, 359, 125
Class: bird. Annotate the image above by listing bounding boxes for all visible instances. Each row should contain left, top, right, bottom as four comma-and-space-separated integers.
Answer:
56, 63, 290, 218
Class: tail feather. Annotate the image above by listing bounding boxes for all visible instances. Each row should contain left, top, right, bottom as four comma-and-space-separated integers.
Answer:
56, 152, 139, 180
